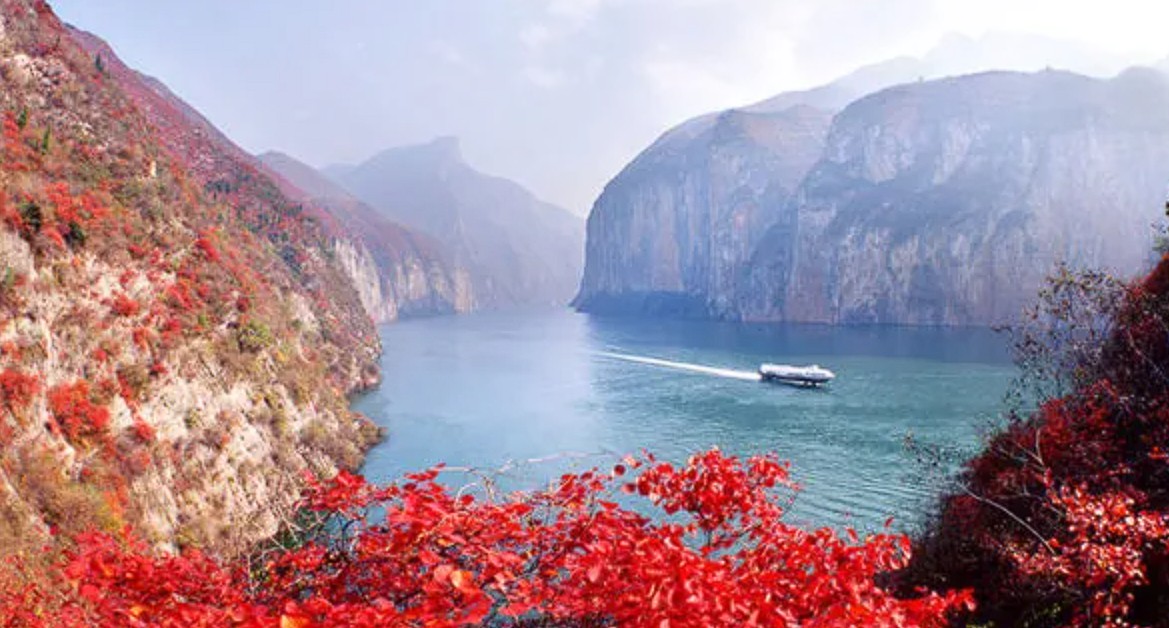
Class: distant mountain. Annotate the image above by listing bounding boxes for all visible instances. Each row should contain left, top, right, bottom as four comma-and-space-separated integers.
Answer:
576, 29, 1169, 325
259, 151, 472, 321
332, 138, 584, 309
577, 69, 1169, 325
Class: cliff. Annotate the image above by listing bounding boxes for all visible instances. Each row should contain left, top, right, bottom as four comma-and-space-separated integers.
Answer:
577, 69, 1169, 325
0, 1, 381, 556
574, 106, 832, 317
745, 69, 1169, 325
259, 150, 473, 322
332, 137, 585, 309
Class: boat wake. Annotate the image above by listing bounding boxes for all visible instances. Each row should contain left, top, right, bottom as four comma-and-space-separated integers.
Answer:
596, 352, 762, 382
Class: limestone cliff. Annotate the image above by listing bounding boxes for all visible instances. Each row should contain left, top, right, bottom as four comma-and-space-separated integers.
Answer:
577, 69, 1169, 325
573, 106, 832, 317
744, 70, 1169, 325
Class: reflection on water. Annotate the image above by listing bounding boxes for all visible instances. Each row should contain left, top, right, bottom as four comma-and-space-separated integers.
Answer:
354, 309, 1013, 531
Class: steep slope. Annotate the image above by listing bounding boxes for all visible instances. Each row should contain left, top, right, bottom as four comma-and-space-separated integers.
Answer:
333, 137, 584, 309
745, 69, 1169, 325
574, 106, 832, 317
0, 1, 381, 556
259, 151, 472, 321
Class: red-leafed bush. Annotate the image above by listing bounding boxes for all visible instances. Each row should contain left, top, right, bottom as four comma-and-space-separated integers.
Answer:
0, 450, 972, 627
194, 234, 221, 263
0, 368, 40, 410
109, 292, 138, 317
906, 254, 1169, 625
47, 381, 110, 443
130, 420, 154, 443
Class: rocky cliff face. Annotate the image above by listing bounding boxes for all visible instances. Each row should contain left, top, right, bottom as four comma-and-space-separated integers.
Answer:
259, 151, 473, 322
744, 70, 1169, 325
574, 107, 832, 317
332, 138, 584, 309
578, 68, 1169, 326
0, 2, 381, 557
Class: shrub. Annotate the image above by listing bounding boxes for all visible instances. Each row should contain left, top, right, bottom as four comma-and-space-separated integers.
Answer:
0, 369, 40, 411
109, 292, 138, 317
47, 381, 110, 443
905, 254, 1169, 625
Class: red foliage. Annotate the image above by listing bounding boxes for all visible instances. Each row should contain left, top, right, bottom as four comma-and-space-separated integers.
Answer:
47, 381, 110, 443
2, 450, 972, 627
110, 292, 139, 317
130, 420, 155, 443
908, 254, 1169, 625
194, 234, 221, 263
0, 368, 40, 410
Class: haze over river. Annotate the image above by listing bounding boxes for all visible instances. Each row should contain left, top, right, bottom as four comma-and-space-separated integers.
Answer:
355, 310, 1014, 531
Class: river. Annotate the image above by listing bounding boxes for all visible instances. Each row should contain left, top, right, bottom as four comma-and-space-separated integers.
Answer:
354, 309, 1014, 532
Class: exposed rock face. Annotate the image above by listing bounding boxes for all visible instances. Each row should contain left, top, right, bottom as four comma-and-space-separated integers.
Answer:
744, 70, 1169, 325
577, 69, 1169, 326
574, 107, 832, 317
332, 138, 584, 309
259, 151, 473, 322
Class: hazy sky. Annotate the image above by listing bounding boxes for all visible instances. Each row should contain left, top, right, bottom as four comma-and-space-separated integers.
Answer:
51, 1, 1168, 214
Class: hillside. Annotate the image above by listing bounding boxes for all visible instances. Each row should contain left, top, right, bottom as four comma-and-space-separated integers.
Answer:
332, 137, 584, 309
0, 0, 380, 556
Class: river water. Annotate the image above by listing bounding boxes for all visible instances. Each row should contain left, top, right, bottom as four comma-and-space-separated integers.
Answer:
354, 309, 1014, 532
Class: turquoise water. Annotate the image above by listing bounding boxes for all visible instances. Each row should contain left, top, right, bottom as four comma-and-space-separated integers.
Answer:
354, 309, 1014, 532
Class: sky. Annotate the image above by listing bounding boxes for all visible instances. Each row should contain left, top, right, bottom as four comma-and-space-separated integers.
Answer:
51, 0, 1169, 215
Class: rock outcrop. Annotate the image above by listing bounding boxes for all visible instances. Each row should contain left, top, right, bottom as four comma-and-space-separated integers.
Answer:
332, 138, 584, 309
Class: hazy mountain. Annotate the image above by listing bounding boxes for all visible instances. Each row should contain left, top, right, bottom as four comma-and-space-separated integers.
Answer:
577, 69, 1169, 325
742, 69, 1169, 324
574, 106, 833, 316
259, 151, 473, 321
332, 138, 584, 309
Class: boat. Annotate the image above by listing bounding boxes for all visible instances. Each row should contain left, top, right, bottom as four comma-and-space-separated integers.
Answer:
758, 363, 835, 387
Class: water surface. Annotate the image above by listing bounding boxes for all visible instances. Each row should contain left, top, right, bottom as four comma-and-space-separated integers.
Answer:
355, 309, 1013, 531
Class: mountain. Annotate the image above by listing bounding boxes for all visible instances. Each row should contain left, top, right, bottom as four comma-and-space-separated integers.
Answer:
574, 106, 832, 317
259, 150, 472, 321
577, 52, 1169, 324
743, 69, 1169, 325
0, 1, 386, 556
332, 138, 584, 309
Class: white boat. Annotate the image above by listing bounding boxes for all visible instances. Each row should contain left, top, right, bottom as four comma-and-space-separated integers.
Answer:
758, 363, 835, 387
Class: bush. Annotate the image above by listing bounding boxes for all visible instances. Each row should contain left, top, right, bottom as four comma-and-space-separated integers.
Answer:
0, 450, 972, 626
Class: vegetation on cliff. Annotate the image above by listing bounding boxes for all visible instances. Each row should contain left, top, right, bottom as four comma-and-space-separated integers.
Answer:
0, 0, 379, 557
